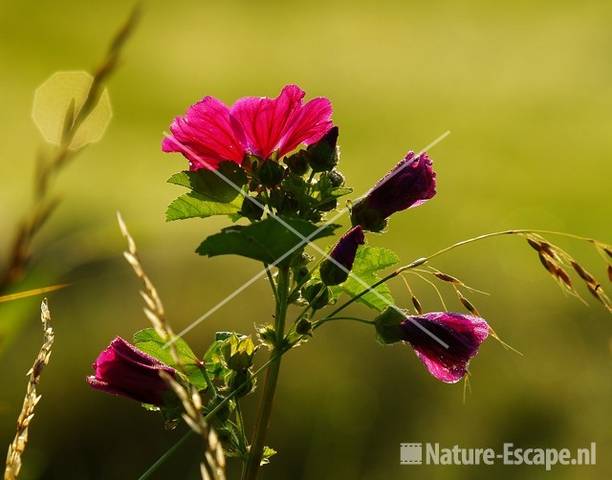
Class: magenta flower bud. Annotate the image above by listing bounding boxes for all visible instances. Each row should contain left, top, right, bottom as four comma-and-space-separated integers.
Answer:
400, 312, 489, 383
87, 337, 176, 406
319, 226, 365, 285
351, 152, 436, 232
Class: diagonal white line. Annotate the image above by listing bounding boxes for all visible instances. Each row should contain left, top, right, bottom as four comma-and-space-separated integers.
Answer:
168, 206, 349, 341
163, 130, 451, 348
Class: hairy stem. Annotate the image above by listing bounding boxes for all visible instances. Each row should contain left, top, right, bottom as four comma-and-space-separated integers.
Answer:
313, 316, 375, 330
242, 266, 290, 480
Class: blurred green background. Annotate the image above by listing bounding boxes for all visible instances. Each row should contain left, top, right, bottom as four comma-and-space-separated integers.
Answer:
1, 0, 611, 479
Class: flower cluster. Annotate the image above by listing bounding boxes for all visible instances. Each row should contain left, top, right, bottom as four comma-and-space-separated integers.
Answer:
88, 84, 496, 477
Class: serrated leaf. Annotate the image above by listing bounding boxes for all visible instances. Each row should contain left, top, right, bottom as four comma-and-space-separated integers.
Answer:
167, 162, 247, 203
197, 217, 340, 265
166, 192, 243, 221
330, 245, 399, 311
133, 328, 206, 390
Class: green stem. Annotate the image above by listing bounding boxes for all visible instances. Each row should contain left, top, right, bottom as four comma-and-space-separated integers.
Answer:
236, 400, 248, 457
305, 170, 316, 196
313, 316, 375, 330
264, 263, 278, 303
137, 353, 284, 480
242, 266, 290, 480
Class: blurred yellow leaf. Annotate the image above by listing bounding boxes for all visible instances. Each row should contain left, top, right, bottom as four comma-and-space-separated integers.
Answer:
32, 71, 112, 150
0, 283, 69, 304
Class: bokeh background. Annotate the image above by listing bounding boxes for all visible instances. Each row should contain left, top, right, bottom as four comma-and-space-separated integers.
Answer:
1, 1, 611, 479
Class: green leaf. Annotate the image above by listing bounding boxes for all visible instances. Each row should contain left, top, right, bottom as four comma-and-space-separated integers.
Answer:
203, 336, 231, 382
261, 446, 277, 465
166, 191, 243, 221
166, 162, 248, 221
133, 328, 206, 390
197, 217, 340, 265
330, 245, 399, 311
167, 162, 247, 202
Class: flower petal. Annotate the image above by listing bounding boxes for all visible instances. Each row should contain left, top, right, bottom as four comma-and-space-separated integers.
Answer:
163, 96, 245, 171
231, 84, 304, 159
401, 313, 489, 383
278, 96, 333, 156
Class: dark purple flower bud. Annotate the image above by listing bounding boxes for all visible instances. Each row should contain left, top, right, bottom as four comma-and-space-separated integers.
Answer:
87, 337, 176, 406
351, 151, 436, 232
319, 226, 365, 285
375, 309, 488, 383
306, 126, 339, 172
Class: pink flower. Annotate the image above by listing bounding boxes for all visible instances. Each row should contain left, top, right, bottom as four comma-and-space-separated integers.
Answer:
400, 312, 489, 383
87, 337, 175, 406
163, 85, 333, 171
375, 309, 489, 383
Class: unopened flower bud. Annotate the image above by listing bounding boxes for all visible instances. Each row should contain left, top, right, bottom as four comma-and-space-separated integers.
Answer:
258, 160, 285, 186
302, 282, 330, 310
295, 317, 313, 335
351, 152, 436, 232
257, 324, 276, 347
374, 307, 406, 344
240, 195, 264, 220
293, 265, 311, 284
229, 369, 254, 397
319, 226, 365, 286
87, 337, 176, 406
223, 335, 255, 371
306, 126, 339, 172
328, 170, 345, 187
284, 150, 310, 176
242, 154, 262, 172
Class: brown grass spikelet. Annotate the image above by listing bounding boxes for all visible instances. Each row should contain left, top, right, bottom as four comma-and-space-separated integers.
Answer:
527, 241, 585, 301
454, 288, 480, 316
570, 261, 597, 285
526, 237, 541, 252
0, 6, 139, 295
554, 267, 573, 290
424, 267, 489, 296
586, 283, 612, 312
4, 299, 54, 480
537, 252, 557, 275
399, 274, 424, 314
431, 272, 459, 283
411, 296, 423, 315
526, 236, 559, 261
116, 212, 225, 480
160, 372, 226, 480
